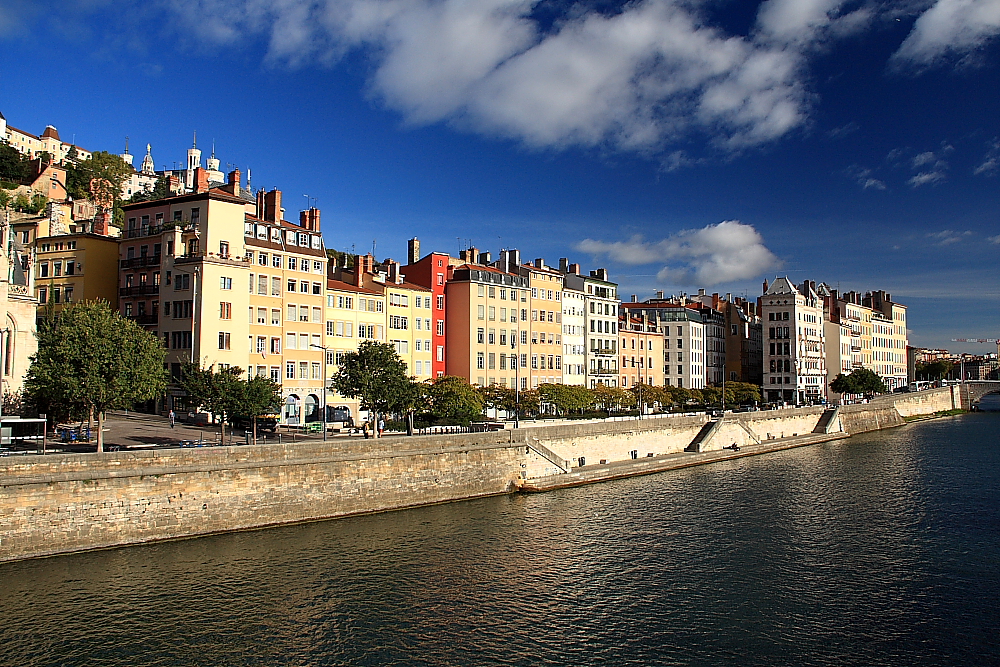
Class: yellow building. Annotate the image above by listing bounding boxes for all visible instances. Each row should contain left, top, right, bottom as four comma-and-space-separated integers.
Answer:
120, 177, 328, 423
322, 269, 385, 425
34, 232, 120, 312
523, 260, 564, 389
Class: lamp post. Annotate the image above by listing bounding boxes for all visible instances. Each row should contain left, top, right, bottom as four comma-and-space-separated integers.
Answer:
511, 334, 519, 429
186, 227, 201, 364
310, 344, 329, 441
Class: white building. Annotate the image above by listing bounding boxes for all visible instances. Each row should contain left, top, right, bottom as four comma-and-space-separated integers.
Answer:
559, 258, 587, 386
761, 277, 827, 404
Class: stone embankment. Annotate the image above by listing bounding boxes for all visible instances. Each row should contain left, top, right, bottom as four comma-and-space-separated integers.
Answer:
0, 386, 968, 562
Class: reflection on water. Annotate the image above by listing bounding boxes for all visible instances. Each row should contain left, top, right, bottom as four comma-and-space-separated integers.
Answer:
2, 414, 999, 666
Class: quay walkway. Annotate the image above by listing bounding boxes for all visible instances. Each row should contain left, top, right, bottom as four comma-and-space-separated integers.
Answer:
518, 431, 849, 492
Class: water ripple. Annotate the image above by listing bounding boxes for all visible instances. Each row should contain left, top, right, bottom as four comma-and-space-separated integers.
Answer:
2, 413, 999, 666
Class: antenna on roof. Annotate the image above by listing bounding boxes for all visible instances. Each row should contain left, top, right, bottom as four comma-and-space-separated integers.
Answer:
125, 136, 129, 154
192, 131, 197, 148
211, 141, 216, 159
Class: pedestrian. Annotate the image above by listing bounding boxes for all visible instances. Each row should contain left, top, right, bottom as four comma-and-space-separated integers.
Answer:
169, 409, 175, 429
378, 418, 385, 437
363, 421, 370, 439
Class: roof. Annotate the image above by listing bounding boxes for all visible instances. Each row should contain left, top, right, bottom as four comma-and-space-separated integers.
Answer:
326, 278, 380, 295
41, 126, 60, 140
121, 189, 246, 210
6, 125, 38, 139
386, 280, 432, 293
244, 235, 327, 258
764, 276, 798, 296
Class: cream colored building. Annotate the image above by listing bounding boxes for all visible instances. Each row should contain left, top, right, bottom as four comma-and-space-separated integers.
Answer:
120, 177, 328, 423
619, 315, 664, 390
322, 272, 385, 425
762, 277, 827, 404
0, 209, 38, 395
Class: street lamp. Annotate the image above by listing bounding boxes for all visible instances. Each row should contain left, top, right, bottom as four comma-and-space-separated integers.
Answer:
511, 333, 519, 429
310, 343, 329, 441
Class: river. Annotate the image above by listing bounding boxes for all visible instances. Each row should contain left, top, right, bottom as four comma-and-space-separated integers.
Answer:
2, 412, 999, 666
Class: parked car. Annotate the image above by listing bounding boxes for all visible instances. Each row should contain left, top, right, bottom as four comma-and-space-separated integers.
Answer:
232, 415, 279, 433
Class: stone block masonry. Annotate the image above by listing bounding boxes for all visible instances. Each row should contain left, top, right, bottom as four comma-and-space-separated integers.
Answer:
0, 433, 525, 562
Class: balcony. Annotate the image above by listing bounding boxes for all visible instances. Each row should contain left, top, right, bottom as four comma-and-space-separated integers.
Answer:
127, 313, 159, 325
120, 255, 162, 269
119, 285, 160, 297
123, 221, 184, 239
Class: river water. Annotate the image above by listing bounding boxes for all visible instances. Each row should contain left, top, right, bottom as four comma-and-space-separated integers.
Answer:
2, 413, 999, 666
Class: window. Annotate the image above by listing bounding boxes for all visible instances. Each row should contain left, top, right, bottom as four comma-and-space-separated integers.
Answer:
287, 362, 296, 380
271, 338, 281, 354
312, 307, 322, 322
218, 332, 231, 350
257, 308, 267, 324
271, 309, 281, 325
287, 279, 297, 292
477, 305, 485, 320
220, 276, 232, 290
220, 302, 232, 319
287, 305, 297, 321
390, 315, 409, 330
256, 337, 266, 354
272, 254, 282, 268
258, 275, 268, 295
300, 282, 309, 293
220, 241, 229, 257
272, 277, 281, 296
39, 262, 48, 278
477, 353, 485, 369
286, 333, 297, 349
437, 295, 444, 309
288, 257, 297, 271
299, 308, 309, 322
436, 320, 444, 336
258, 252, 267, 266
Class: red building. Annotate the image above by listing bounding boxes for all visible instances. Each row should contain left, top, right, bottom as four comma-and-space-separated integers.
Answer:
401, 238, 450, 378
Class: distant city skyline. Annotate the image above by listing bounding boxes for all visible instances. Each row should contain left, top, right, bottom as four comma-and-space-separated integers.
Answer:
1, 0, 998, 351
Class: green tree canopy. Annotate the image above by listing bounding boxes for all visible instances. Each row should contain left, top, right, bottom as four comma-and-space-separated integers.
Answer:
426, 376, 484, 425
330, 341, 415, 437
24, 300, 167, 452
0, 141, 31, 183
127, 176, 171, 204
830, 368, 886, 397
65, 151, 131, 221
592, 384, 635, 413
915, 360, 954, 381
479, 383, 514, 418
180, 364, 283, 444
540, 383, 594, 415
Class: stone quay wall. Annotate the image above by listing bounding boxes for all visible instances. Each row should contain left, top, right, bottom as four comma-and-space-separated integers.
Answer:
0, 388, 963, 563
0, 433, 525, 563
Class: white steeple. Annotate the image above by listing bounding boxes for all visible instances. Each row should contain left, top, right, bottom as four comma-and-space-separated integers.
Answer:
141, 143, 155, 175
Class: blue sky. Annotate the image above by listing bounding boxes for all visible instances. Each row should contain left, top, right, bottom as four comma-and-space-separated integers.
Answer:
1, 0, 999, 351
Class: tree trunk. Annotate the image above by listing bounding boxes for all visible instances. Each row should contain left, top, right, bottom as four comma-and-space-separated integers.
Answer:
96, 410, 104, 453
253, 417, 258, 445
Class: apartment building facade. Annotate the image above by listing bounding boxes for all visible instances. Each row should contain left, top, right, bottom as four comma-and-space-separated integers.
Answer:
761, 277, 827, 404
120, 178, 328, 423
619, 315, 665, 389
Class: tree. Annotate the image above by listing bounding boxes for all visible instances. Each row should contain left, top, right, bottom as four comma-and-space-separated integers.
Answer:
592, 383, 635, 413
727, 381, 762, 405
628, 382, 668, 413
65, 151, 131, 223
540, 383, 594, 415
330, 341, 414, 437
0, 141, 30, 183
478, 383, 514, 420
236, 374, 283, 443
830, 368, 886, 397
24, 301, 167, 452
178, 365, 282, 444
916, 360, 953, 381
426, 376, 484, 425
13, 193, 30, 211
515, 389, 540, 418
0, 189, 11, 209
28, 193, 47, 214
127, 176, 170, 204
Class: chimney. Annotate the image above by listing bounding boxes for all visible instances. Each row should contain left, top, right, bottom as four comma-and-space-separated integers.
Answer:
480, 251, 491, 265
387, 260, 402, 284
193, 167, 209, 194
534, 258, 544, 269
468, 247, 479, 264
407, 238, 420, 265
93, 210, 111, 236
725, 293, 732, 303
228, 169, 241, 196
263, 189, 282, 222
559, 258, 569, 273
631, 295, 637, 302
595, 268, 608, 281
698, 288, 706, 296
712, 293, 720, 309
656, 290, 664, 300
762, 279, 769, 294
568, 263, 580, 275
168, 174, 180, 194
299, 207, 320, 231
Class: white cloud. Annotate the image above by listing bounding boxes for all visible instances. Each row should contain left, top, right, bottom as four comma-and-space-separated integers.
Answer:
893, 0, 1000, 68
988, 234, 1000, 244
147, 0, 1000, 157
927, 229, 973, 244
974, 137, 1000, 175
845, 165, 887, 190
909, 170, 947, 186
576, 220, 780, 286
